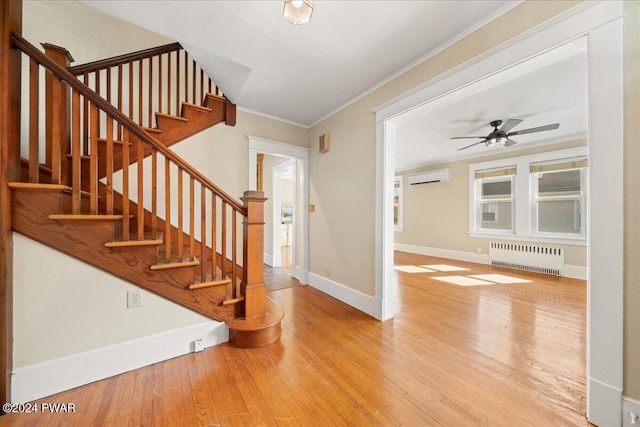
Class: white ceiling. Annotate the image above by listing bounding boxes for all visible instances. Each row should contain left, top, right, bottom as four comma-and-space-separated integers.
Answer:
79, 0, 517, 127
394, 38, 588, 171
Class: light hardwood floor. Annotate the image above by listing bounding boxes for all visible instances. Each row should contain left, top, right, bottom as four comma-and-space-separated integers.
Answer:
0, 252, 587, 426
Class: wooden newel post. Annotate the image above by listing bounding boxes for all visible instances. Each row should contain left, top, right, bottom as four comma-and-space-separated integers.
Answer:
42, 43, 73, 185
241, 190, 267, 319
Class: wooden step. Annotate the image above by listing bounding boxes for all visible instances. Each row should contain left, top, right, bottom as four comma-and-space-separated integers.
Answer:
105, 232, 163, 248
222, 296, 244, 306
226, 298, 284, 348
181, 102, 212, 114
142, 126, 163, 135
156, 112, 189, 130
49, 214, 123, 221
8, 182, 70, 192
151, 259, 200, 271
188, 277, 231, 290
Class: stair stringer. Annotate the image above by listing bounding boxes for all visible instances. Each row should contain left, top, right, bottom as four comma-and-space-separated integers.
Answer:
11, 187, 238, 322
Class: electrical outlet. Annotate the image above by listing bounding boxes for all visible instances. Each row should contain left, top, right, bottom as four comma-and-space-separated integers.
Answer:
127, 290, 142, 308
193, 339, 204, 352
325, 266, 330, 276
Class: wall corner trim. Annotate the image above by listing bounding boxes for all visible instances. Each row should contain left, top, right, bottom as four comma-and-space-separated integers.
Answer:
308, 273, 382, 320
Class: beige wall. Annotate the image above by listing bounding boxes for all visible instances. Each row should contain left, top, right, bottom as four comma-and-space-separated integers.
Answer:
623, 0, 640, 400
396, 140, 588, 267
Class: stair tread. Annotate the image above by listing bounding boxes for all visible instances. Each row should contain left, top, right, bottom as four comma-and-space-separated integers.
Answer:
156, 112, 189, 122
189, 278, 232, 290
182, 102, 212, 113
151, 258, 200, 270
205, 93, 227, 102
105, 232, 163, 248
9, 182, 70, 192
49, 214, 123, 221
222, 296, 245, 305
142, 127, 163, 134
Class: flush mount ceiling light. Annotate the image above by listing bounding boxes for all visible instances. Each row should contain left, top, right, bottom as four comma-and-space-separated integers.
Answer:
283, 0, 314, 25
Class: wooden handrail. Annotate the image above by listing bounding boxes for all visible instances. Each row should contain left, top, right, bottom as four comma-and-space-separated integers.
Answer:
11, 32, 246, 215
68, 42, 182, 75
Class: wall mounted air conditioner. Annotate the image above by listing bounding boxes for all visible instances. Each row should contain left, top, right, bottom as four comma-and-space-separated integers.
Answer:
408, 168, 451, 185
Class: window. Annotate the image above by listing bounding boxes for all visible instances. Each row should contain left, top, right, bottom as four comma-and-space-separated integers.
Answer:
394, 176, 403, 231
531, 159, 587, 237
475, 168, 515, 232
468, 147, 588, 245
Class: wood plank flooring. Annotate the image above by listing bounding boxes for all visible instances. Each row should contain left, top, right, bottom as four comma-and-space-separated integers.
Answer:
0, 252, 587, 426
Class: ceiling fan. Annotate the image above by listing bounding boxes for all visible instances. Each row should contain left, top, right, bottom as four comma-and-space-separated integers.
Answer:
451, 119, 560, 151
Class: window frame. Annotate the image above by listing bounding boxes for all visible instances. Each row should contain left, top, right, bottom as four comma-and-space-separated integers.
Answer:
475, 173, 515, 234
468, 146, 588, 246
531, 166, 587, 238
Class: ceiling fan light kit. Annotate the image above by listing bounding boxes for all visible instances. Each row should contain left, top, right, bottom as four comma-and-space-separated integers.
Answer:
283, 0, 314, 25
451, 119, 560, 151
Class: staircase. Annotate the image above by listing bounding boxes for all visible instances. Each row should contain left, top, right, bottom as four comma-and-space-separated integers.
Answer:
7, 33, 283, 348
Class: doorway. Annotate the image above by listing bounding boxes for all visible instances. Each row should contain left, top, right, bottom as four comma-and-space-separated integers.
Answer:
374, 3, 623, 424
247, 135, 309, 287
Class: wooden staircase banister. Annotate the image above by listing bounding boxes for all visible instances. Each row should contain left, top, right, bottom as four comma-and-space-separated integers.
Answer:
10, 32, 279, 347
10, 31, 245, 215
68, 42, 182, 75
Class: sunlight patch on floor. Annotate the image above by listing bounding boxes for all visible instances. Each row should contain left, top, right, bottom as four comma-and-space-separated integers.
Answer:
421, 264, 470, 272
394, 265, 435, 273
432, 276, 495, 286
470, 274, 533, 284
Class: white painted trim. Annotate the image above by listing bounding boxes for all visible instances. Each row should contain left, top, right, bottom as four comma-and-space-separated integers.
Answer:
563, 264, 588, 281
11, 321, 228, 404
395, 243, 587, 280
293, 265, 306, 284
588, 378, 623, 427
247, 135, 309, 284
308, 273, 381, 319
395, 243, 489, 265
375, 2, 623, 424
237, 106, 309, 129
623, 397, 640, 427
264, 252, 273, 267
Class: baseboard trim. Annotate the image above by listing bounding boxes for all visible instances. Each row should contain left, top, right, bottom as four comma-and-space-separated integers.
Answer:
395, 243, 489, 265
11, 321, 228, 403
264, 252, 273, 267
308, 273, 381, 319
563, 264, 588, 280
587, 377, 622, 426
395, 243, 587, 280
623, 397, 640, 427
292, 265, 307, 284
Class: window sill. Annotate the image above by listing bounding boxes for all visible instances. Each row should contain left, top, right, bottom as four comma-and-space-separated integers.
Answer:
468, 232, 587, 246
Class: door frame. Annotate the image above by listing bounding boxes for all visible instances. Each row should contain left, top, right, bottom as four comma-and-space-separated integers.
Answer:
373, 2, 624, 425
248, 135, 309, 284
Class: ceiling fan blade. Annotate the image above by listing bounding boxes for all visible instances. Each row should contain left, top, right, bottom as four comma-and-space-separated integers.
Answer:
499, 119, 523, 133
504, 138, 518, 147
457, 140, 486, 151
508, 123, 559, 136
450, 136, 486, 140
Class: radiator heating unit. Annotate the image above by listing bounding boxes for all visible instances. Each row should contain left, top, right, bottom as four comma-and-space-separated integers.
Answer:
489, 242, 564, 276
